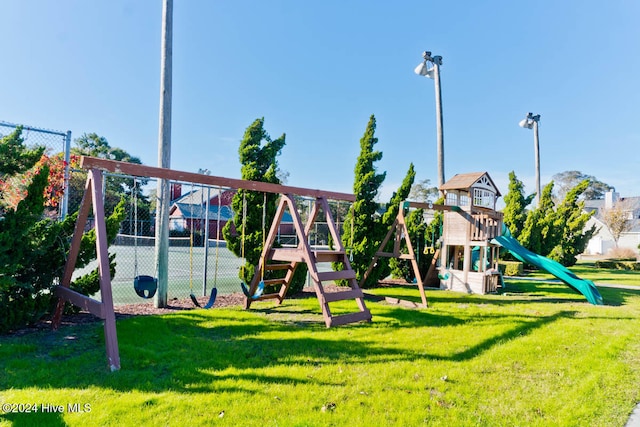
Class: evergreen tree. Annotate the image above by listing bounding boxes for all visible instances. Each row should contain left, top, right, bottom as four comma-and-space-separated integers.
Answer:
547, 179, 596, 266
520, 182, 555, 255
502, 171, 535, 239
222, 118, 286, 284
0, 128, 125, 332
340, 115, 387, 287
0, 126, 44, 179
384, 164, 420, 281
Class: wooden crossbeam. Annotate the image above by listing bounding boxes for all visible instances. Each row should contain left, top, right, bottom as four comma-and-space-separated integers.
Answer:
80, 156, 355, 202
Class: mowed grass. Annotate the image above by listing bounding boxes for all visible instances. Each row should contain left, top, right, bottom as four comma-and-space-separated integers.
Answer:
525, 259, 640, 287
1, 278, 640, 426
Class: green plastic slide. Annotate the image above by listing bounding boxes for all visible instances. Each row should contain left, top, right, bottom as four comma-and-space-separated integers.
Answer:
491, 234, 603, 305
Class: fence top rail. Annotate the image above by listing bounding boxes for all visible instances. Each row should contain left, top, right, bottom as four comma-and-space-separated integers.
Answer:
80, 156, 356, 202
0, 120, 69, 137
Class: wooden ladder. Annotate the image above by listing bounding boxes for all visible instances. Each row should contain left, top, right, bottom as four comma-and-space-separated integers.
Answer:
244, 194, 371, 327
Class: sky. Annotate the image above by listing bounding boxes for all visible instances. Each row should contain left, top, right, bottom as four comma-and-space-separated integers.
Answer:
1, 0, 639, 204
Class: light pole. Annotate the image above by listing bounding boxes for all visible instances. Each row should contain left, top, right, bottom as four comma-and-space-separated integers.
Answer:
414, 51, 445, 192
154, 0, 173, 308
518, 112, 541, 206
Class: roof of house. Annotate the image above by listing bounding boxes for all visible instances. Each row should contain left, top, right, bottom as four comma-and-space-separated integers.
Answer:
439, 172, 501, 196
172, 203, 235, 222
171, 201, 294, 223
172, 188, 235, 205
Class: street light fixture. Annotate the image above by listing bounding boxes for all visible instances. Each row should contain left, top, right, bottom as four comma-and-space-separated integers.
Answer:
414, 51, 445, 192
519, 112, 541, 206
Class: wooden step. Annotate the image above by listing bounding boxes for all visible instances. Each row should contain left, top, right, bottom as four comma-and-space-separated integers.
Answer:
270, 248, 305, 262
313, 250, 346, 263
262, 278, 287, 287
317, 270, 356, 282
375, 251, 395, 258
252, 292, 282, 302
399, 254, 414, 260
327, 310, 372, 327
322, 288, 364, 303
265, 263, 293, 271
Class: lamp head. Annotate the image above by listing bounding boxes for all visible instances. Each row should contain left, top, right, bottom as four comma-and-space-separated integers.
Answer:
518, 118, 533, 129
414, 61, 435, 78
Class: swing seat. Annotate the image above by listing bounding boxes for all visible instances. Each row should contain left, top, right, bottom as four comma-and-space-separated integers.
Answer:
190, 288, 218, 309
134, 275, 158, 299
204, 288, 217, 309
240, 281, 265, 299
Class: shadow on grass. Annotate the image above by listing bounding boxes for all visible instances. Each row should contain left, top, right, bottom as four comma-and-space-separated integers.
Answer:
502, 279, 640, 307
0, 302, 570, 395
2, 278, 637, 398
0, 411, 67, 427
372, 281, 588, 307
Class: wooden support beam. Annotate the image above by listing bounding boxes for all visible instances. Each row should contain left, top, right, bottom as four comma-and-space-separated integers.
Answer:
53, 287, 105, 318
80, 156, 355, 202
403, 201, 461, 212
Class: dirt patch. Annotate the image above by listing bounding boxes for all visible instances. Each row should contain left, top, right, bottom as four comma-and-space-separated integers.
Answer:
3, 285, 353, 337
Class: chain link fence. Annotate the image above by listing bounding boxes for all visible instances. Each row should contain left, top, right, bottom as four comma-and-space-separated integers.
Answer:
66, 170, 351, 305
1, 120, 353, 306
0, 121, 71, 219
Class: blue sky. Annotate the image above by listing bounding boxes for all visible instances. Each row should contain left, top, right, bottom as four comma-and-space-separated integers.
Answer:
1, 0, 639, 202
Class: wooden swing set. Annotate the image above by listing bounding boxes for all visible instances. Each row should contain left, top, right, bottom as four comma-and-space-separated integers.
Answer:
52, 156, 370, 370
360, 201, 460, 308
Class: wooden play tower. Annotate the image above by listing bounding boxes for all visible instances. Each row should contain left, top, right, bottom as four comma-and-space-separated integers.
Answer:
437, 172, 504, 295
362, 172, 505, 307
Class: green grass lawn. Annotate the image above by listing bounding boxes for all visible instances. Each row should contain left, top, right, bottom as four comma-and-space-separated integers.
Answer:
524, 260, 640, 287
2, 278, 640, 426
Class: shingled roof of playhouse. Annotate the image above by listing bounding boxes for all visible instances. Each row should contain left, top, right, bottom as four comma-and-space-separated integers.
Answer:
439, 172, 502, 197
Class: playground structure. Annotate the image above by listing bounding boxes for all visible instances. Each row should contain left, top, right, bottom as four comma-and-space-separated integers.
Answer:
362, 172, 505, 307
52, 156, 371, 370
437, 172, 504, 294
366, 171, 603, 307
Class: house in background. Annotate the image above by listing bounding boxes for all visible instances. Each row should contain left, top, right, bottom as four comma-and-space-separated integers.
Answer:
168, 184, 295, 242
583, 190, 640, 255
169, 185, 235, 239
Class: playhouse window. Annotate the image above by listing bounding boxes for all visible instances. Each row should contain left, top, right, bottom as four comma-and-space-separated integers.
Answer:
446, 192, 470, 206
473, 188, 494, 208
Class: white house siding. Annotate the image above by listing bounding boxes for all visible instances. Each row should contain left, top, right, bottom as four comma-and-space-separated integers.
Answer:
584, 212, 640, 255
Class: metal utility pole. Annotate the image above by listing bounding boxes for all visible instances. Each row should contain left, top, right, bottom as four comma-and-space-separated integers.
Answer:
154, 0, 173, 308
415, 51, 445, 192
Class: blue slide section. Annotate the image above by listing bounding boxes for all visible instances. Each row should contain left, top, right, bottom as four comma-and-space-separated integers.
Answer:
491, 234, 603, 305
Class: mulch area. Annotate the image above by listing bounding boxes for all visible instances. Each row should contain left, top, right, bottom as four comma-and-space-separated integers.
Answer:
4, 283, 369, 337
4, 280, 421, 337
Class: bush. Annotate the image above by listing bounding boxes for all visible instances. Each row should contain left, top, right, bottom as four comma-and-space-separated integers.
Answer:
606, 247, 638, 261
498, 261, 524, 276
594, 260, 640, 271
0, 194, 126, 333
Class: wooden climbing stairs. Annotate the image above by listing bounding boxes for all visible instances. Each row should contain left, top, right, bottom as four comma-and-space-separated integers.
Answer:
244, 194, 371, 327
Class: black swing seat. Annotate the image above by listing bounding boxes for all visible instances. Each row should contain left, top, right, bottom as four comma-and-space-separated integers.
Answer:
190, 288, 218, 309
134, 275, 158, 299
